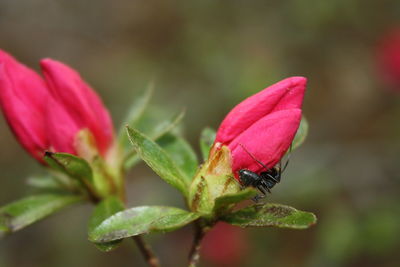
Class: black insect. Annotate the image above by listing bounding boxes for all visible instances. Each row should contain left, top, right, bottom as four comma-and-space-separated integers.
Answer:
238, 144, 290, 202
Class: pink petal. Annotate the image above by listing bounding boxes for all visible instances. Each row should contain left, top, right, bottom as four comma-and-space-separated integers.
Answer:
215, 77, 306, 145
229, 109, 302, 174
0, 50, 49, 112
40, 59, 114, 155
45, 97, 80, 154
0, 50, 49, 160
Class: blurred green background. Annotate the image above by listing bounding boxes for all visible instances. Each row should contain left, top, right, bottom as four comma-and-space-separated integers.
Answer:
1, 1, 400, 266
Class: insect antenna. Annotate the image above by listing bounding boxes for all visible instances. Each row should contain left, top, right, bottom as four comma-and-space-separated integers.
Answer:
281, 143, 293, 173
238, 143, 269, 171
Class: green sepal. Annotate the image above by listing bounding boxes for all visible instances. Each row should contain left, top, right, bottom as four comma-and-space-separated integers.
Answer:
222, 203, 317, 229
199, 127, 216, 161
126, 127, 189, 196
0, 194, 83, 237
89, 206, 199, 243
291, 116, 309, 151
188, 146, 241, 216
157, 133, 198, 182
188, 175, 211, 215
88, 196, 125, 252
73, 129, 123, 198
44, 152, 93, 185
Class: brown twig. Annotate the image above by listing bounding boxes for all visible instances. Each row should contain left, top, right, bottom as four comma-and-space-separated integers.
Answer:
132, 236, 160, 267
188, 223, 208, 267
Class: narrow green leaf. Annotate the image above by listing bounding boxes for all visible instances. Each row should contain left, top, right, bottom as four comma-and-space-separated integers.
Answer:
291, 116, 309, 151
123, 110, 185, 170
0, 194, 82, 235
119, 83, 154, 147
126, 127, 189, 196
222, 203, 317, 229
213, 188, 258, 214
44, 152, 93, 184
199, 127, 216, 161
89, 206, 199, 242
88, 196, 125, 252
157, 133, 198, 182
26, 175, 63, 190
146, 109, 185, 141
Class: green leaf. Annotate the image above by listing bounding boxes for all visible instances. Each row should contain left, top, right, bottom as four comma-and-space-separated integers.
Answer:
119, 83, 154, 148
199, 127, 216, 161
213, 188, 258, 214
157, 133, 198, 182
26, 175, 64, 190
126, 127, 189, 196
145, 109, 185, 141
44, 152, 93, 185
88, 196, 125, 252
0, 194, 82, 236
89, 206, 199, 242
222, 203, 317, 229
123, 110, 185, 170
291, 116, 308, 151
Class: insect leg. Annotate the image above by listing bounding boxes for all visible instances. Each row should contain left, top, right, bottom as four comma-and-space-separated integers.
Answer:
252, 194, 265, 203
282, 143, 293, 173
263, 172, 279, 184
257, 183, 270, 195
252, 186, 267, 202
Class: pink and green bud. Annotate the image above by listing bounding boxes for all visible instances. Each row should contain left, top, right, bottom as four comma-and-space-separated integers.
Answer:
215, 77, 306, 177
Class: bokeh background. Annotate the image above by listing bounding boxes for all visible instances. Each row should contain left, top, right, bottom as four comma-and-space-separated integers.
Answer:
1, 1, 400, 266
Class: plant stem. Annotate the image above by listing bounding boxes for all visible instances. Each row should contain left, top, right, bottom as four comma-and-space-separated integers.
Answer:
188, 223, 208, 267
132, 236, 160, 267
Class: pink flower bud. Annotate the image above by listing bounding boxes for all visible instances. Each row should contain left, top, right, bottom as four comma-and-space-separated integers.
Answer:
40, 59, 114, 155
376, 28, 400, 89
215, 77, 306, 176
0, 49, 115, 162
